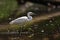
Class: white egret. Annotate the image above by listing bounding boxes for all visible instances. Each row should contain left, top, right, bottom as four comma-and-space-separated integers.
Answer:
9, 12, 34, 25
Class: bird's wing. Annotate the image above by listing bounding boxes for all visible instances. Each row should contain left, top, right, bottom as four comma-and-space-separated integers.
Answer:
11, 16, 29, 24
17, 16, 28, 20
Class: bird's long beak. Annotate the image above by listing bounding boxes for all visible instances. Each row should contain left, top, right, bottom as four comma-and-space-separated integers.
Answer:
32, 13, 36, 15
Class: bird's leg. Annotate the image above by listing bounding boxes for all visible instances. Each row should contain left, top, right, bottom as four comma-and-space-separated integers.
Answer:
20, 25, 23, 36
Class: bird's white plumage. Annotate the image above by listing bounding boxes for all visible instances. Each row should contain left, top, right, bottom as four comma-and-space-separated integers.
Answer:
9, 12, 33, 25
10, 16, 29, 24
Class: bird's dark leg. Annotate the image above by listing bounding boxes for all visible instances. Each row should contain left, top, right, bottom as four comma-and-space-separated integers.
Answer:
18, 25, 23, 37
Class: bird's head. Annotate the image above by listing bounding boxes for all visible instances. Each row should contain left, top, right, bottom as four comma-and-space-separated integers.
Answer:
27, 12, 35, 16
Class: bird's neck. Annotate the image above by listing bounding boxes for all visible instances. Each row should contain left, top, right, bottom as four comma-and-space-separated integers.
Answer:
28, 15, 32, 21
27, 13, 32, 20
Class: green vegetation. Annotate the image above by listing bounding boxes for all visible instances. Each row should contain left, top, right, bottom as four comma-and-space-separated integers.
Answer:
0, 0, 17, 22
